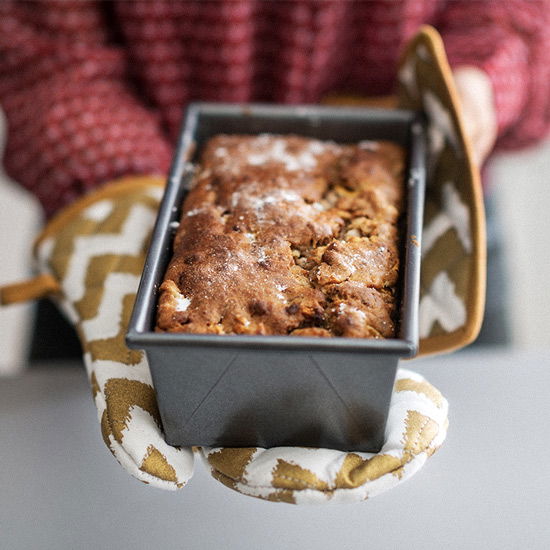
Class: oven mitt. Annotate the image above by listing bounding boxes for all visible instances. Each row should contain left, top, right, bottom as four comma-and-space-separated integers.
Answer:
0, 25, 473, 503
1, 176, 195, 489
399, 25, 485, 355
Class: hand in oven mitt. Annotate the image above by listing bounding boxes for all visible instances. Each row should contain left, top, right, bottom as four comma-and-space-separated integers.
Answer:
1, 176, 195, 489
0, 27, 482, 503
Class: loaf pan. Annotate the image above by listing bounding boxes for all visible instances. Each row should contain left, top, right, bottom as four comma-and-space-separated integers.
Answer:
127, 103, 426, 452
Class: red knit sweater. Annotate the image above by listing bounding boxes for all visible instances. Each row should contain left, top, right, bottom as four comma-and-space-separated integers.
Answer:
1, 0, 548, 216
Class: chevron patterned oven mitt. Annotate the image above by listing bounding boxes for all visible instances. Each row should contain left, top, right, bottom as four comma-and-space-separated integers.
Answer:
1, 26, 483, 503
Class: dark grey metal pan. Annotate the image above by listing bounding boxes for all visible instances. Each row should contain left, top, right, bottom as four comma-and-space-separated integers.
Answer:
127, 103, 426, 452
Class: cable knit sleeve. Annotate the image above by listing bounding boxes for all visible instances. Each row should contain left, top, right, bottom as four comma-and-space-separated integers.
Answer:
0, 1, 171, 217
438, 0, 550, 150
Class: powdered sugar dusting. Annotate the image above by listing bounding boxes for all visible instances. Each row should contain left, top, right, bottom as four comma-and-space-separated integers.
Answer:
185, 208, 203, 217
232, 188, 301, 211
275, 283, 287, 301
174, 294, 191, 312
337, 302, 367, 321
338, 255, 357, 274
246, 137, 324, 171
257, 247, 268, 264
351, 307, 367, 321
359, 140, 380, 151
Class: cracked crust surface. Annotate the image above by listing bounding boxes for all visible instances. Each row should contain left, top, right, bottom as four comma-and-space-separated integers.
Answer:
156, 134, 404, 338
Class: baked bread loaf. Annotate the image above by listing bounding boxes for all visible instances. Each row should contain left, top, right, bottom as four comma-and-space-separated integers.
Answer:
156, 134, 404, 338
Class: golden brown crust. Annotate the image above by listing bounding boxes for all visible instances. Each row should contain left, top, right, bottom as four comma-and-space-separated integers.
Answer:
156, 135, 404, 338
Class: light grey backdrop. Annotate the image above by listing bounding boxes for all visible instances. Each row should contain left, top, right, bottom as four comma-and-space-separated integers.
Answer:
2, 349, 549, 550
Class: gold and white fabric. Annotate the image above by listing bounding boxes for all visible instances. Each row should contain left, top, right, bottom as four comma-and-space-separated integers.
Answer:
399, 26, 486, 355
0, 26, 484, 503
